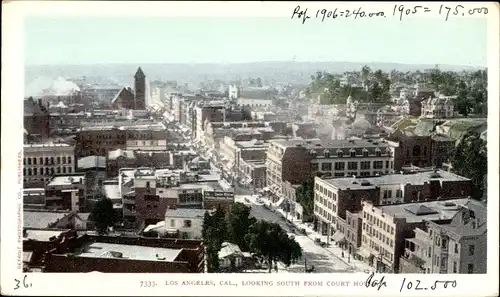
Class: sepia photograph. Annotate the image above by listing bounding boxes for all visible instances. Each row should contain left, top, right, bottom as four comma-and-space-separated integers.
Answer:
2, 1, 499, 296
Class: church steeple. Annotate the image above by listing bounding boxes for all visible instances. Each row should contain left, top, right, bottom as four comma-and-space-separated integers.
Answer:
134, 66, 146, 110
135, 67, 145, 79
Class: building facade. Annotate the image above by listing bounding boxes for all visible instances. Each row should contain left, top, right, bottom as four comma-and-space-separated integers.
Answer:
23, 143, 76, 188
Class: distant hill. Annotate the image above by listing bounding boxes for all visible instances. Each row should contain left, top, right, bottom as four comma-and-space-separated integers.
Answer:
25, 61, 486, 96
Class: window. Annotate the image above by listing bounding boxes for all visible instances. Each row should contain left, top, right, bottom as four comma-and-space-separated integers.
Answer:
468, 245, 475, 256
57, 157, 61, 164
50, 168, 54, 175
396, 189, 402, 198
33, 158, 37, 165
40, 168, 43, 175
360, 161, 370, 170
373, 161, 383, 169
63, 167, 67, 174
27, 158, 32, 165
363, 150, 369, 157
324, 150, 330, 158
337, 151, 343, 158
68, 167, 72, 173
375, 150, 381, 157
45, 157, 49, 165
428, 247, 432, 257
39, 157, 43, 164
28, 168, 32, 176
62, 156, 66, 164
184, 220, 192, 228
453, 261, 457, 273
350, 150, 356, 157
33, 168, 37, 175
50, 157, 54, 164
57, 167, 61, 173
454, 243, 458, 253
385, 161, 389, 168
23, 158, 26, 165
311, 163, 319, 171
334, 162, 345, 171
321, 163, 332, 171
467, 263, 474, 274
412, 146, 421, 157
347, 162, 358, 170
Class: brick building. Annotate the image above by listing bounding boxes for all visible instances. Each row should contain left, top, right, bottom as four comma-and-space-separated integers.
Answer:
313, 169, 472, 239
266, 138, 396, 200
23, 230, 205, 273
386, 130, 433, 170
74, 122, 167, 157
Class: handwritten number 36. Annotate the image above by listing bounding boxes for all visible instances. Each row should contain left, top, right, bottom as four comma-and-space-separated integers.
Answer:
14, 275, 32, 290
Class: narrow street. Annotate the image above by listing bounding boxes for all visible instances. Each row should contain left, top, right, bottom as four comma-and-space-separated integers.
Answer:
236, 195, 355, 273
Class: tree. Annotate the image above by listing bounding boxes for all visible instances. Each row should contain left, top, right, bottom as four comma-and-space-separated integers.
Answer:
361, 65, 371, 82
225, 202, 256, 251
244, 221, 302, 272
202, 206, 228, 272
91, 196, 118, 235
295, 177, 314, 221
451, 131, 487, 200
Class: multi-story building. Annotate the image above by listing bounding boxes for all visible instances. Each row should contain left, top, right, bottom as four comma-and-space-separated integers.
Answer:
164, 208, 206, 240
314, 169, 472, 238
119, 168, 233, 229
431, 134, 456, 168
195, 103, 226, 142
23, 143, 75, 188
400, 198, 486, 274
420, 97, 454, 119
45, 174, 86, 211
360, 198, 472, 273
266, 138, 397, 199
26, 231, 205, 273
386, 130, 433, 170
74, 122, 167, 157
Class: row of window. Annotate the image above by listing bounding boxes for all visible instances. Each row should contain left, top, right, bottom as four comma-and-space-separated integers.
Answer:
318, 149, 390, 159
363, 223, 395, 247
169, 219, 192, 228
362, 236, 394, 262
363, 212, 395, 235
382, 189, 403, 199
312, 160, 392, 172
24, 156, 72, 166
314, 205, 336, 220
23, 167, 73, 176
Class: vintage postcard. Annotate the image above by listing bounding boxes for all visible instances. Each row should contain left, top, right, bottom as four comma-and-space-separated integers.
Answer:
1, 1, 498, 296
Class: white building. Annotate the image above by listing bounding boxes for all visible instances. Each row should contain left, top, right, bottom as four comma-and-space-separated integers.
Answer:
23, 143, 75, 188
164, 208, 206, 239
420, 97, 454, 119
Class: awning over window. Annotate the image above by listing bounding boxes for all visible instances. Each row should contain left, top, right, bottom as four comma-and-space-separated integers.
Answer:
332, 231, 346, 243
357, 248, 372, 258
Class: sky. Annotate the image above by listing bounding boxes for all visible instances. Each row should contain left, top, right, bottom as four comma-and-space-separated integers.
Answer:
24, 16, 487, 66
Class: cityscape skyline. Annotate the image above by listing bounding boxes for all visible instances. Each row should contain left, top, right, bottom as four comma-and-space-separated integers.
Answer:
25, 16, 487, 67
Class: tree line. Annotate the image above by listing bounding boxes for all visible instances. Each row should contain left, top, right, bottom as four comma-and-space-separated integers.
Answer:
304, 66, 488, 117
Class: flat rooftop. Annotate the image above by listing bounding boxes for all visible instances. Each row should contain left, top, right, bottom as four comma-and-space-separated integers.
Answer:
270, 138, 393, 149
323, 170, 470, 190
24, 211, 71, 229
373, 198, 471, 223
47, 175, 85, 187
24, 229, 65, 242
76, 242, 182, 262
165, 208, 207, 219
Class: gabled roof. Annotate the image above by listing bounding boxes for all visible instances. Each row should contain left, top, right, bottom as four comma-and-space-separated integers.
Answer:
111, 87, 134, 104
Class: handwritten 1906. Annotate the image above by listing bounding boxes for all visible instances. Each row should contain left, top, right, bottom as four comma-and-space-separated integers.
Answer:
291, 4, 489, 23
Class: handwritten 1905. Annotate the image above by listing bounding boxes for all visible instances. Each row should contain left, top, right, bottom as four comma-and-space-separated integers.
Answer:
291, 4, 488, 23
